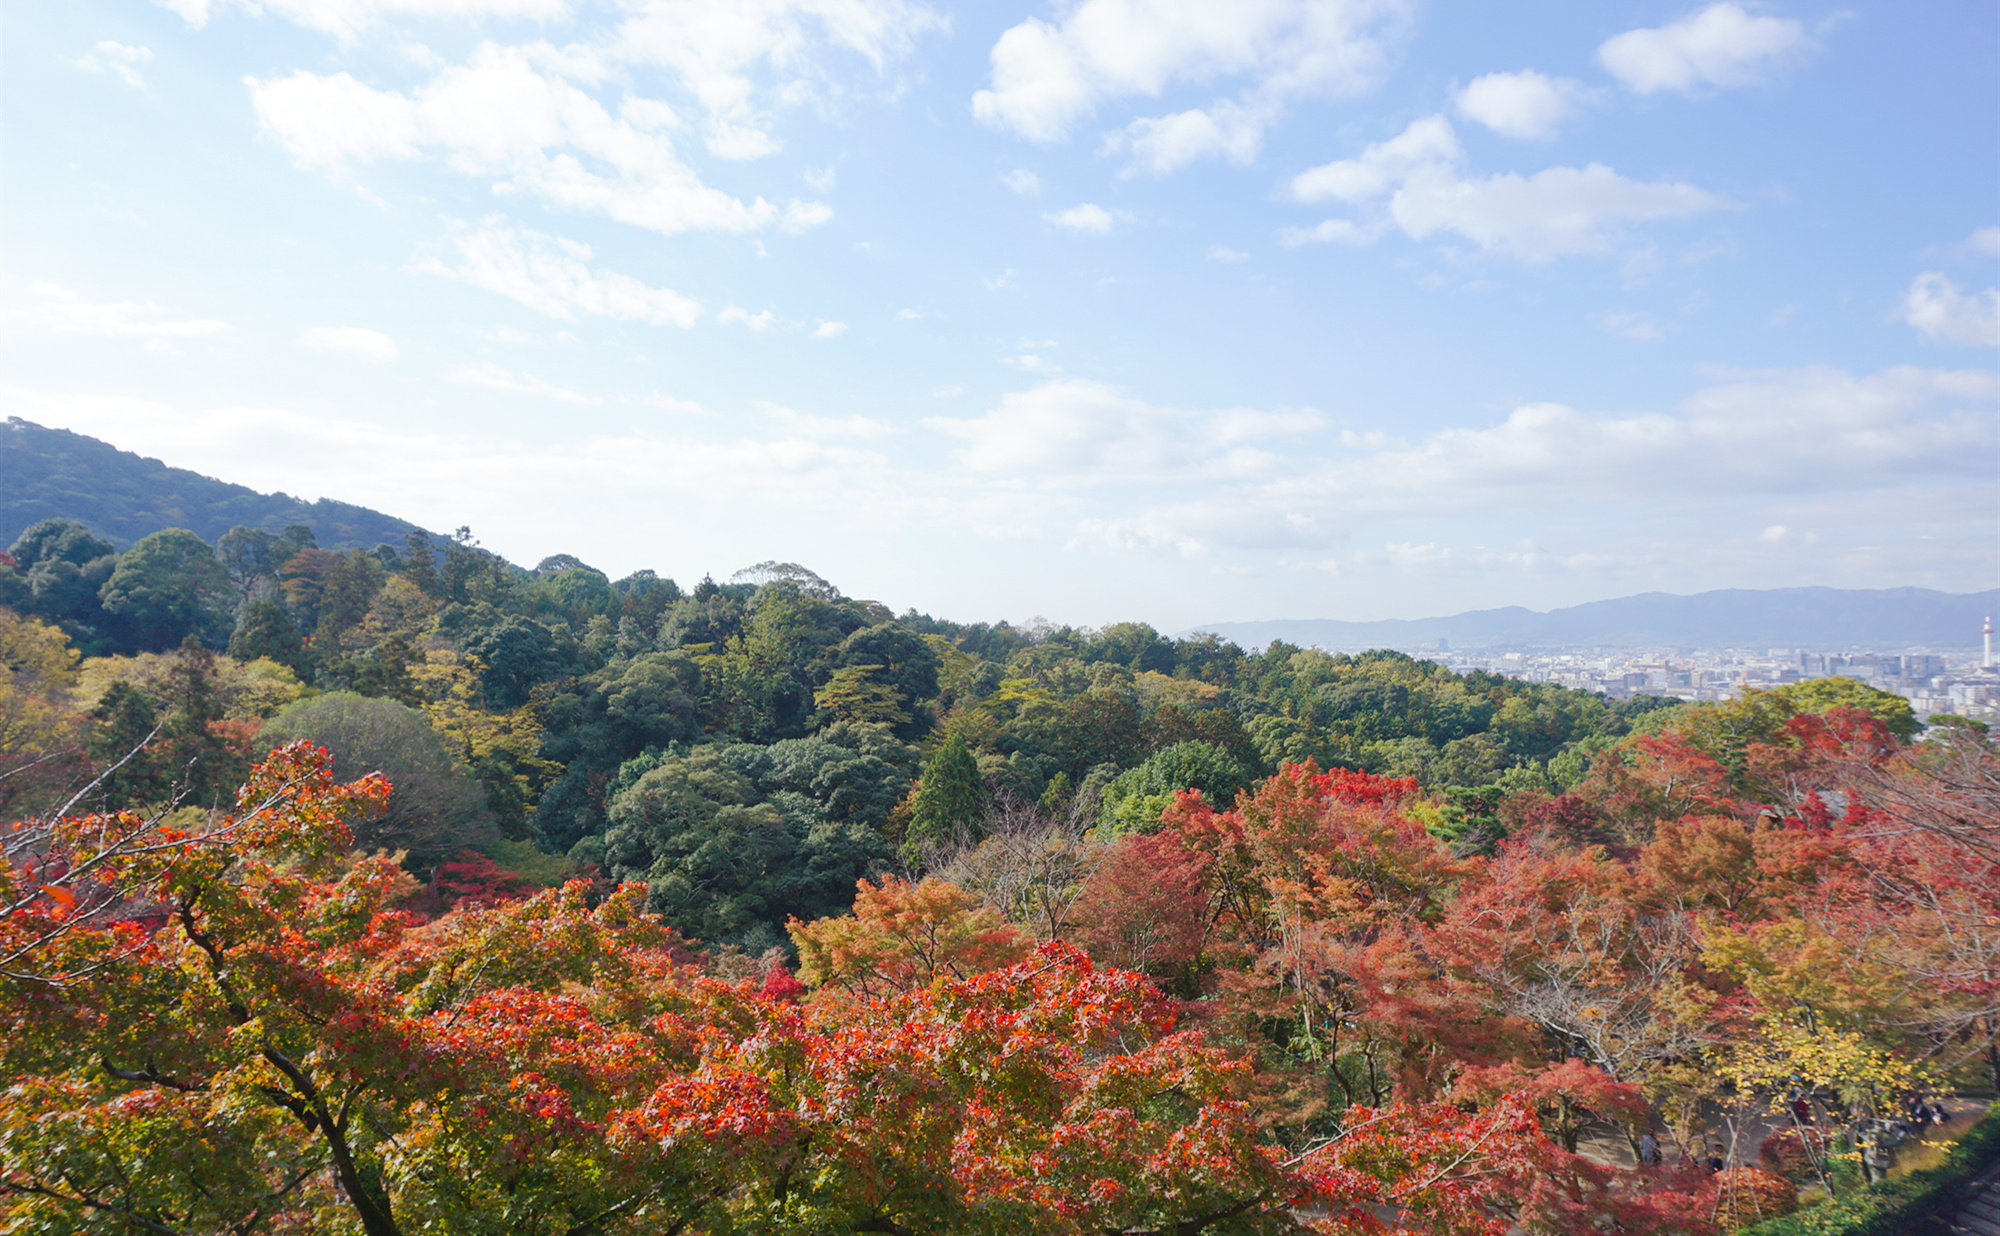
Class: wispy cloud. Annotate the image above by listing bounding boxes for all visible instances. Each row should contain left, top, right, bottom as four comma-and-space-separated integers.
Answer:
443, 361, 599, 403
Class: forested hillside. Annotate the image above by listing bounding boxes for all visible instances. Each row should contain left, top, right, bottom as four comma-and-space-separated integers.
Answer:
1, 417, 428, 549
0, 515, 1699, 942
4, 515, 1994, 1235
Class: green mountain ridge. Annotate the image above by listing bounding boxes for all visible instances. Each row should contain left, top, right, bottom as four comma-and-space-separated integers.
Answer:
2, 417, 431, 551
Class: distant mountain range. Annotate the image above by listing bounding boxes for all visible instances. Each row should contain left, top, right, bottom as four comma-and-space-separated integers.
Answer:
1187, 588, 1999, 651
2, 417, 430, 551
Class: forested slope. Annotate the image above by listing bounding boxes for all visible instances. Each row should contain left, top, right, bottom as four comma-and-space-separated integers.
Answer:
1, 417, 429, 549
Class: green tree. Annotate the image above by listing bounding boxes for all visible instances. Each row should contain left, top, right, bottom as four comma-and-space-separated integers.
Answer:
96, 528, 232, 651
228, 598, 309, 673
216, 525, 277, 598
1099, 740, 1252, 835
10, 518, 119, 651
156, 639, 250, 808
905, 732, 985, 864
402, 530, 440, 597
86, 680, 169, 810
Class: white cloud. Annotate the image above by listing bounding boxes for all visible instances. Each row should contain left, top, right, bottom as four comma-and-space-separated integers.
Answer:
1105, 99, 1269, 176
812, 320, 847, 338
928, 379, 1323, 484
720, 306, 780, 330
443, 360, 599, 402
1002, 168, 1042, 196
974, 0, 1411, 174
646, 392, 709, 415
1287, 115, 1727, 261
766, 405, 889, 437
1278, 218, 1381, 247
984, 268, 1018, 289
1290, 113, 1458, 203
1066, 365, 1999, 556
1597, 3, 1814, 96
603, 0, 945, 160
1600, 311, 1663, 342
247, 45, 830, 236
1043, 203, 1129, 234
1454, 70, 1584, 141
418, 222, 703, 326
298, 326, 400, 361
1898, 272, 2000, 346
156, 0, 571, 39
1208, 245, 1249, 261
1970, 227, 2000, 257
895, 308, 926, 319
24, 282, 228, 338
73, 41, 153, 88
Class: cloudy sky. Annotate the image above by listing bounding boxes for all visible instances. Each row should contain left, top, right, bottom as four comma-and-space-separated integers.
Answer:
5, 0, 1996, 629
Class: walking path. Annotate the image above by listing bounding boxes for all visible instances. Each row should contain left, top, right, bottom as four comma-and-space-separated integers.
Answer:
1949, 1154, 2000, 1236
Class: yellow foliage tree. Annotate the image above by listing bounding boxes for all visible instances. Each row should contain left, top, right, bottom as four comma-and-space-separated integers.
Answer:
1, 612, 83, 797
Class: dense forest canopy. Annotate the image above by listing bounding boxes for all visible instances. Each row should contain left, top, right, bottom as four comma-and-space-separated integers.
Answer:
3, 517, 1995, 1235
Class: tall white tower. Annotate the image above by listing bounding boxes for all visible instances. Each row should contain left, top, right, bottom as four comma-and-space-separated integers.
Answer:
1986, 616, 1994, 669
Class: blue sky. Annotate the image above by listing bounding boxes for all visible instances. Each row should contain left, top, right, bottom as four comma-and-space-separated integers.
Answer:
5, 0, 1996, 629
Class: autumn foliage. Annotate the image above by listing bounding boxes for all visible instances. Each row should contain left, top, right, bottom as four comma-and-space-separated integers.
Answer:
5, 689, 1998, 1235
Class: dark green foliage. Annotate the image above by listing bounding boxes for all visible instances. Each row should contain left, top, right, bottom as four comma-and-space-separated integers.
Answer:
97, 529, 234, 651
906, 733, 985, 860
217, 526, 279, 597
322, 635, 422, 707
660, 592, 743, 649
448, 607, 567, 708
1082, 621, 1177, 674
533, 764, 609, 855
311, 549, 384, 644
1738, 1111, 2000, 1236
11, 518, 115, 574
85, 680, 169, 811
156, 639, 251, 808
830, 622, 940, 738
602, 652, 703, 749
9, 518, 120, 653
594, 743, 892, 952
543, 567, 615, 619
260, 692, 497, 866
229, 599, 309, 673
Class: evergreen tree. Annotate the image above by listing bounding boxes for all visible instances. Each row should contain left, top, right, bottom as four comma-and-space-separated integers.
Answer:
87, 681, 168, 810
904, 732, 984, 865
228, 598, 309, 673
402, 531, 440, 597
158, 638, 248, 808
